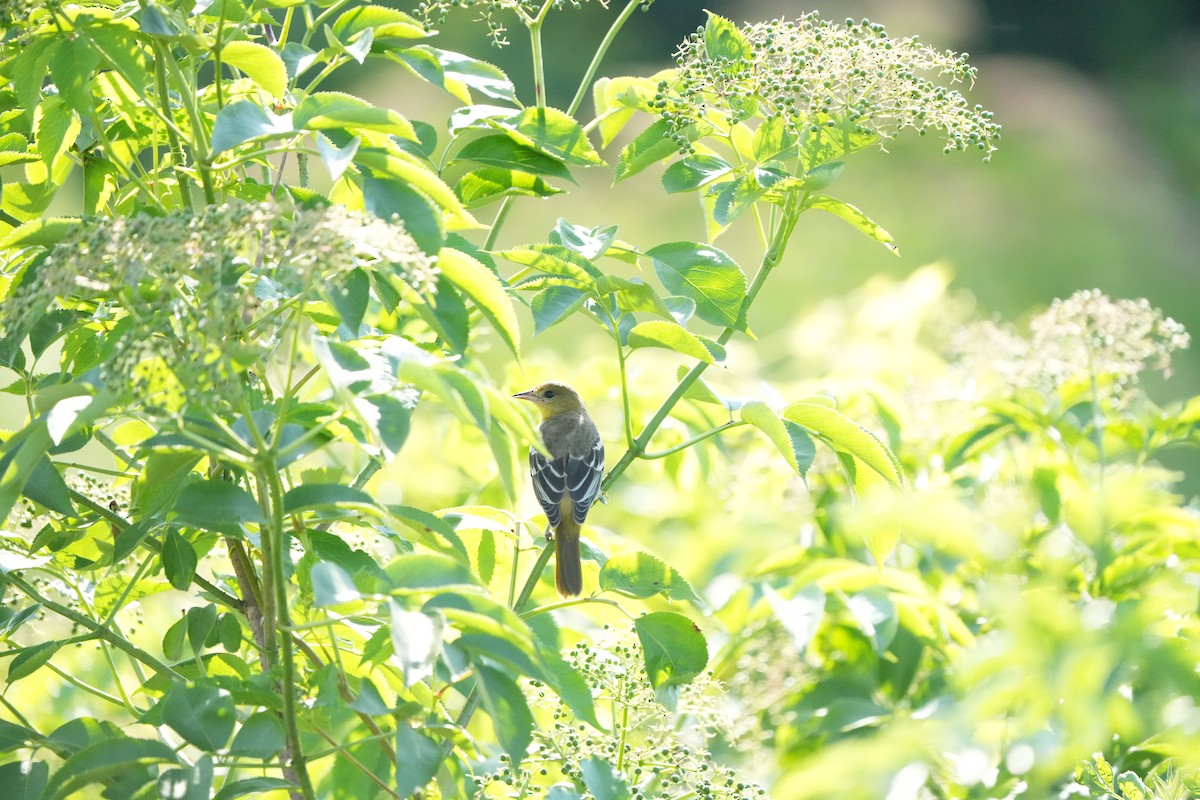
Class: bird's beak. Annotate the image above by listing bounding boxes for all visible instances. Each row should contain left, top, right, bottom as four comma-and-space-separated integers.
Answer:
512, 390, 538, 402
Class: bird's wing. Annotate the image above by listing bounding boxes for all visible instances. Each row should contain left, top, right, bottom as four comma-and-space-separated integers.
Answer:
529, 447, 566, 527
564, 437, 604, 524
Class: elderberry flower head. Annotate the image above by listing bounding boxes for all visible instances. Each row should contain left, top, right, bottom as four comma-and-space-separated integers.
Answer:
0, 201, 433, 412
658, 12, 1000, 163
951, 290, 1189, 400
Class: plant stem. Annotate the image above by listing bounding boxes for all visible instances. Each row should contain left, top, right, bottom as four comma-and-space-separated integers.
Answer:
641, 420, 746, 459
601, 191, 804, 492
6, 573, 183, 681
567, 0, 644, 117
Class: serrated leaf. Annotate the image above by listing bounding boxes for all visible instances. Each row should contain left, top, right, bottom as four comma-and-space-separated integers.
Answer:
633, 612, 708, 708
581, 756, 631, 800
161, 683, 235, 751
294, 92, 416, 139
626, 320, 724, 364
491, 106, 602, 167
646, 242, 747, 329
476, 664, 533, 762
161, 528, 197, 590
615, 118, 679, 182
661, 154, 733, 193
228, 713, 284, 760
40, 737, 177, 800
453, 135, 571, 180
398, 46, 515, 104
7, 641, 59, 682
438, 248, 520, 357
282, 483, 378, 514
209, 101, 293, 155
531, 286, 587, 335
782, 402, 905, 486
599, 550, 701, 603
806, 195, 897, 252
219, 41, 287, 99
454, 167, 563, 208
171, 479, 265, 534
394, 725, 441, 797
361, 173, 444, 255
331, 5, 427, 42
741, 401, 816, 476
703, 12, 751, 61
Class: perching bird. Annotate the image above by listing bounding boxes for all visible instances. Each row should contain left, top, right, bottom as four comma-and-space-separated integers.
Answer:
513, 381, 604, 596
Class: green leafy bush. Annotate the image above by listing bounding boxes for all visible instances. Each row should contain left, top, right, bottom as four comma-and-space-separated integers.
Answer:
0, 2, 1196, 800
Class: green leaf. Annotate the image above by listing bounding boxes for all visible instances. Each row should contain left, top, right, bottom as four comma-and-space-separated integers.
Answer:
752, 115, 797, 162
156, 755, 213, 800
133, 452, 200, 520
615, 118, 680, 182
0, 421, 54, 523
311, 561, 361, 606
531, 286, 588, 335
703, 12, 751, 61
476, 664, 533, 763
331, 5, 427, 42
161, 527, 198, 591
171, 479, 266, 534
806, 195, 897, 252
398, 46, 516, 104
160, 682, 235, 751
388, 601, 444, 686
355, 147, 477, 229
214, 778, 295, 800
209, 101, 293, 155
581, 756, 631, 800
496, 243, 601, 289
491, 106, 602, 167
782, 402, 905, 486
711, 175, 767, 225
386, 552, 479, 592
455, 167, 563, 208
358, 392, 417, 458
387, 505, 469, 560
661, 154, 733, 193
361, 173, 445, 255
0, 217, 79, 249
294, 91, 416, 140
599, 551, 701, 603
228, 712, 285, 760
7, 641, 59, 682
646, 242, 747, 329
1115, 771, 1151, 800
740, 401, 816, 476
632, 612, 708, 707
186, 604, 218, 656
49, 39, 100, 116
394, 725, 441, 797
219, 41, 287, 99
626, 320, 725, 364
0, 759, 46, 798
453, 135, 571, 180
40, 737, 177, 800
283, 483, 378, 515
24, 454, 75, 515
437, 247, 521, 357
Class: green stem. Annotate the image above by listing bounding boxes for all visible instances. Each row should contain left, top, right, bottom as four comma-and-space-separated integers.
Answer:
566, 0, 644, 117
641, 420, 745, 459
261, 463, 318, 800
601, 191, 804, 493
157, 42, 217, 203
528, 2, 553, 108
6, 573, 183, 681
484, 197, 514, 251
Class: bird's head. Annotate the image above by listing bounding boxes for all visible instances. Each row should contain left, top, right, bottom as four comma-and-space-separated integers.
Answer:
513, 381, 585, 419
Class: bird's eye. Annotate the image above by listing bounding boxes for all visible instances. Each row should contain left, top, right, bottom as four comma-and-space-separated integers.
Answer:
543, 390, 555, 398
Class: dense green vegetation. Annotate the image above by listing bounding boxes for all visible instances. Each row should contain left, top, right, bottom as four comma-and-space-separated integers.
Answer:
0, 2, 1196, 799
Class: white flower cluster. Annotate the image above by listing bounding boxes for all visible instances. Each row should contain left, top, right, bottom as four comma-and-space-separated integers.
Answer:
659, 13, 1000, 161
952, 290, 1189, 399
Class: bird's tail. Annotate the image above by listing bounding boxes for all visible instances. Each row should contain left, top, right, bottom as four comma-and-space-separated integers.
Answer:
554, 517, 582, 597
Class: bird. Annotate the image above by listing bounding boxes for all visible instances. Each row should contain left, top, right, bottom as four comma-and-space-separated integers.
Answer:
513, 381, 604, 596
